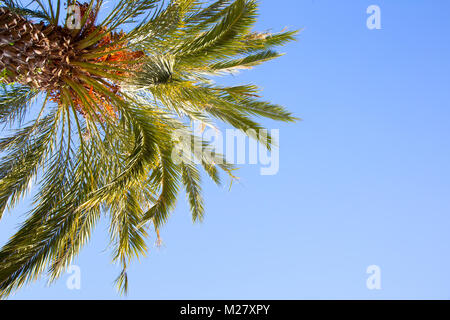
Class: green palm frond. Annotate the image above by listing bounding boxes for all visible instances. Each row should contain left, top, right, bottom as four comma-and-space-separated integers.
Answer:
0, 0, 51, 21
181, 162, 204, 222
0, 86, 39, 125
0, 0, 298, 298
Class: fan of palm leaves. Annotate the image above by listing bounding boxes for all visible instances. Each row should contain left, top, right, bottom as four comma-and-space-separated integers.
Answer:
0, 0, 297, 297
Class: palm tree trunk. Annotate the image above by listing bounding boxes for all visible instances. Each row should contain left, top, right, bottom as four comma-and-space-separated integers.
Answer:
0, 7, 73, 89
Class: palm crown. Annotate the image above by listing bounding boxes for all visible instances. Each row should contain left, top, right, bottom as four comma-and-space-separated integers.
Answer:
0, 0, 297, 297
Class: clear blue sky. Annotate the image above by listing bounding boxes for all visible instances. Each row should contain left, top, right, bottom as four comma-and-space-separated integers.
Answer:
2, 0, 450, 299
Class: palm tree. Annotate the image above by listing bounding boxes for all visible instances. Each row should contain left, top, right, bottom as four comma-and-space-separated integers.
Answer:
0, 0, 297, 297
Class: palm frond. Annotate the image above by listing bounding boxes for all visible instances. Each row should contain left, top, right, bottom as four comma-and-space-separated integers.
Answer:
0, 86, 39, 126
181, 162, 204, 222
